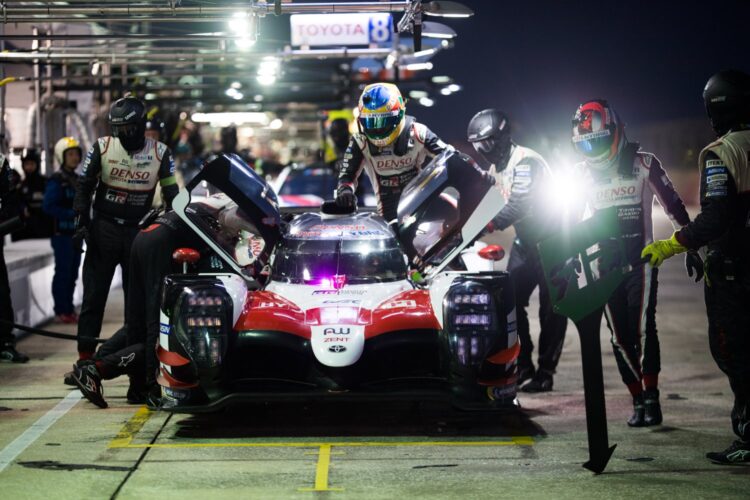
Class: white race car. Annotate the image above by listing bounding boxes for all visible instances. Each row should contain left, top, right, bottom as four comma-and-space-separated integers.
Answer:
157, 151, 518, 412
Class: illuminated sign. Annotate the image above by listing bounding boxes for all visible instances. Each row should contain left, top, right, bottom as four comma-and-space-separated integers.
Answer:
290, 13, 393, 47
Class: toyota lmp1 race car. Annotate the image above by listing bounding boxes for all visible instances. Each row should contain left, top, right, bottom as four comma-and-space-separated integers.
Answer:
156, 150, 519, 412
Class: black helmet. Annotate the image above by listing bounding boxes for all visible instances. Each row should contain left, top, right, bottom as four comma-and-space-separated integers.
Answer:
703, 69, 750, 136
467, 109, 512, 168
20, 148, 41, 166
109, 96, 146, 152
220, 126, 238, 153
328, 118, 351, 152
145, 116, 165, 132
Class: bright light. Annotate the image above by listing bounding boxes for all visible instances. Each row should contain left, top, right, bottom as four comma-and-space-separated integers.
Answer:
228, 12, 249, 33
225, 88, 238, 97
232, 92, 244, 101
256, 74, 276, 86
235, 37, 256, 50
448, 84, 461, 92
144, 93, 157, 100
404, 62, 434, 71
231, 81, 242, 89
409, 90, 428, 99
431, 75, 451, 84
412, 48, 437, 58
253, 94, 264, 102
190, 112, 269, 126
418, 97, 435, 107
268, 118, 283, 130
90, 61, 100, 76
440, 88, 452, 96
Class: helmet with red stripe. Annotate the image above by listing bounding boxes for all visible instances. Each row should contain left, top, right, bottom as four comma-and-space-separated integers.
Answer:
572, 99, 624, 169
357, 83, 406, 148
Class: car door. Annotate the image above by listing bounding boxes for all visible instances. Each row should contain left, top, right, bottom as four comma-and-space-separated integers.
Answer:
397, 149, 505, 280
172, 154, 282, 282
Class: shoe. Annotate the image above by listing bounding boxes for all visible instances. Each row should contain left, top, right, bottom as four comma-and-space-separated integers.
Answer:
516, 364, 535, 386
63, 360, 94, 386
627, 394, 645, 427
706, 440, 750, 465
643, 389, 662, 426
0, 345, 29, 363
521, 370, 554, 393
71, 363, 108, 408
55, 313, 78, 324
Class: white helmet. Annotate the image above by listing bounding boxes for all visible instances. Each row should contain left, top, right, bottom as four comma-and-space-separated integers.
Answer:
54, 136, 82, 167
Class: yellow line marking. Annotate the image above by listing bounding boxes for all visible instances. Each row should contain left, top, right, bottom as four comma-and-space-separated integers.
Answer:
298, 444, 344, 492
109, 438, 533, 449
108, 406, 153, 448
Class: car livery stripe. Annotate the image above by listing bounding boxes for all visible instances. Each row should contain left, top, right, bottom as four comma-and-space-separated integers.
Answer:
156, 344, 191, 367
485, 340, 520, 365
365, 290, 440, 338
158, 367, 199, 389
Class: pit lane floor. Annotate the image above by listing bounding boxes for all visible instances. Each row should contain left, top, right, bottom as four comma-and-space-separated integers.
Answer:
0, 211, 748, 499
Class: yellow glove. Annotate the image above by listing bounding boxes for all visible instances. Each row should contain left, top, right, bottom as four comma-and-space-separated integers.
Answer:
641, 232, 687, 267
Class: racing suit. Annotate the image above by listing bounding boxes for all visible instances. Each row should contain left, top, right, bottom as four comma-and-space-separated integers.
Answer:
674, 129, 750, 442
337, 116, 448, 221
579, 143, 690, 396
13, 170, 52, 240
73, 136, 178, 355
488, 145, 568, 376
43, 169, 80, 316
0, 154, 21, 349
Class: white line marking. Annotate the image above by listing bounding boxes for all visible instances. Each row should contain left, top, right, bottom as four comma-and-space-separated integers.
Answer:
0, 390, 81, 473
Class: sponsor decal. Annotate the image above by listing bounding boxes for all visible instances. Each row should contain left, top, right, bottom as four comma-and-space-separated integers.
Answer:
595, 185, 638, 201
323, 327, 351, 335
324, 337, 350, 343
118, 352, 136, 367
706, 159, 726, 168
105, 189, 128, 204
110, 167, 152, 181
312, 289, 366, 295
328, 344, 347, 353
159, 323, 171, 335
572, 128, 611, 142
706, 174, 728, 184
375, 157, 414, 170
380, 299, 417, 309
322, 299, 361, 304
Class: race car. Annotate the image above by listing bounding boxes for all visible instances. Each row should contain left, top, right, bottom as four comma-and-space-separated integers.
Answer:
272, 162, 376, 208
157, 151, 518, 412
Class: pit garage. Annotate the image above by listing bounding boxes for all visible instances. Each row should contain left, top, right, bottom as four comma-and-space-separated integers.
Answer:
1, 1, 749, 498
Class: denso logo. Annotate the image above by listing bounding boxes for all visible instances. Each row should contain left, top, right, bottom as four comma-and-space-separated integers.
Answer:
375, 157, 414, 170
596, 185, 636, 200
111, 168, 151, 181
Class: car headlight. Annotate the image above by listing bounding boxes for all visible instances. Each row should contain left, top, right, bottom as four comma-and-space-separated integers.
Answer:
445, 285, 497, 367
174, 287, 232, 369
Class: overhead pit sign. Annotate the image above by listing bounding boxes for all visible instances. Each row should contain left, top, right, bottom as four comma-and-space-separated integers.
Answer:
290, 13, 393, 47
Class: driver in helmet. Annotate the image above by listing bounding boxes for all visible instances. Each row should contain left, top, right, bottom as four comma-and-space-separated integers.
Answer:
72, 95, 178, 362
572, 99, 694, 428
467, 109, 568, 394
43, 137, 83, 324
641, 70, 750, 464
335, 83, 450, 222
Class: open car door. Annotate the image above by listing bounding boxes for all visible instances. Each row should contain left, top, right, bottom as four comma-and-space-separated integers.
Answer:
397, 149, 505, 281
172, 154, 282, 285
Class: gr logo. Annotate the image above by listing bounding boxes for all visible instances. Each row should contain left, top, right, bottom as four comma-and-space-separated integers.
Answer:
323, 327, 350, 336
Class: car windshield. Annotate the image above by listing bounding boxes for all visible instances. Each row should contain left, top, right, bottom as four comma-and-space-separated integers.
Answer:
280, 167, 337, 198
272, 238, 407, 285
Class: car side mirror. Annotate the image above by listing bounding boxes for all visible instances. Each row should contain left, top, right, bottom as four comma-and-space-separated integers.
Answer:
478, 244, 505, 261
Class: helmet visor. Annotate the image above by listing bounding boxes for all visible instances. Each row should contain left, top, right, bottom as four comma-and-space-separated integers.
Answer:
472, 137, 496, 154
572, 129, 613, 158
111, 122, 141, 140
359, 110, 403, 140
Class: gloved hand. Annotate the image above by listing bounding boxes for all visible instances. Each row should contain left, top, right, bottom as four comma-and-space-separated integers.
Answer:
335, 185, 356, 209
480, 170, 496, 186
685, 250, 704, 282
640, 232, 687, 267
72, 212, 91, 252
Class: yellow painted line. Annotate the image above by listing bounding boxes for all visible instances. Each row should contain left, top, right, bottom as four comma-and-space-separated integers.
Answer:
109, 438, 533, 449
298, 444, 344, 492
108, 406, 153, 448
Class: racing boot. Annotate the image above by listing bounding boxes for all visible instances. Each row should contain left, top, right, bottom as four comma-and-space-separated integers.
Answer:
627, 393, 646, 427
71, 363, 108, 408
643, 389, 663, 426
63, 360, 94, 386
126, 375, 149, 404
516, 364, 535, 387
706, 440, 750, 465
521, 369, 553, 393
0, 344, 29, 363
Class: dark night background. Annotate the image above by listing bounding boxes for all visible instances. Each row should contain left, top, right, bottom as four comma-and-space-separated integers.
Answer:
404, 0, 750, 164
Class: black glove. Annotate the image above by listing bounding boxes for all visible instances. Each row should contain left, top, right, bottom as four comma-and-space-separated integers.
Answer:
72, 212, 91, 253
685, 250, 704, 283
335, 185, 356, 209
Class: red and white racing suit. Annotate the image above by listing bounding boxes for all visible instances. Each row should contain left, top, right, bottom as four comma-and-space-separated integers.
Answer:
578, 144, 690, 395
337, 117, 448, 221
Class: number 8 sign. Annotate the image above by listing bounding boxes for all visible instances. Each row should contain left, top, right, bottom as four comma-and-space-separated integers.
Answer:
369, 14, 393, 44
